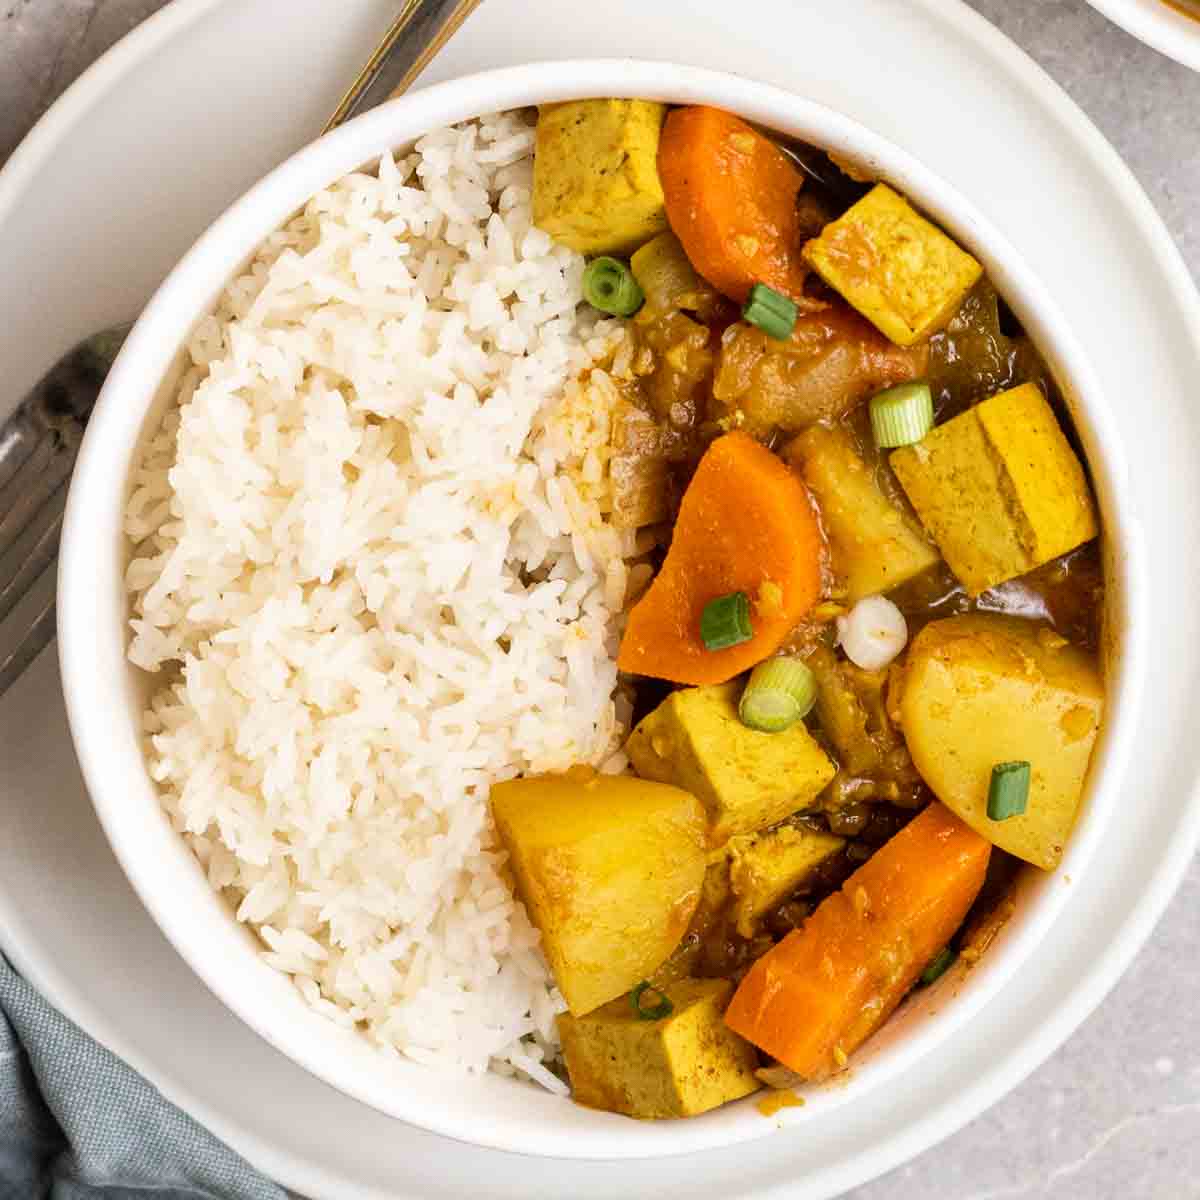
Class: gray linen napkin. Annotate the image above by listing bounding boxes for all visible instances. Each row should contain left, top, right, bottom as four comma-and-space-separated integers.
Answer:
0, 952, 285, 1200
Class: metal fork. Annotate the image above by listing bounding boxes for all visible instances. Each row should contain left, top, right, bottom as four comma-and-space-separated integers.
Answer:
0, 0, 480, 698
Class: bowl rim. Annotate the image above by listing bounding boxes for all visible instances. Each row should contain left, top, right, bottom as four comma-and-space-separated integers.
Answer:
1085, 0, 1200, 72
57, 57, 1148, 1159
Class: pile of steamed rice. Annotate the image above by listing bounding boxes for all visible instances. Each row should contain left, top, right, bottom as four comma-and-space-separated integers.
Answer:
124, 110, 645, 1091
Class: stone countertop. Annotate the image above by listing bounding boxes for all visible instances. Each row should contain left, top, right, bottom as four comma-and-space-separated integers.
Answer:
2, 2, 1197, 1197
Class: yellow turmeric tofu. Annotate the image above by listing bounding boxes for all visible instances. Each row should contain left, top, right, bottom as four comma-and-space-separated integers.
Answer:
802, 184, 983, 346
975, 383, 1100, 567
890, 383, 1098, 596
558, 978, 761, 1119
625, 682, 836, 846
533, 100, 669, 255
728, 824, 845, 937
784, 424, 940, 600
491, 771, 706, 1017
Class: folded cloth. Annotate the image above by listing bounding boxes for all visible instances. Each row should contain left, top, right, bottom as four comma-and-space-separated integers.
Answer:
0, 952, 286, 1200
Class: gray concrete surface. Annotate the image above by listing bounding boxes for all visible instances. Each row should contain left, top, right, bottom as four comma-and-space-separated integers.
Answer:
2, 1, 1198, 1197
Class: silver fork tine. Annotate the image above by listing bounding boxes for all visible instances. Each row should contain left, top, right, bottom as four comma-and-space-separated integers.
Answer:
1, 335, 100, 496
0, 483, 66, 626
0, 588, 55, 697
0, 438, 74, 551
0, 408, 41, 494
0, 325, 129, 699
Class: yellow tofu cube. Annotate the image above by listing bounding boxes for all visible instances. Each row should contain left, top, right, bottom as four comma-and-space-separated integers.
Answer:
975, 382, 1100, 567
802, 184, 983, 346
625, 682, 837, 846
491, 772, 706, 1016
558, 978, 761, 1119
532, 100, 669, 255
728, 825, 845, 937
890, 383, 1099, 596
784, 424, 940, 600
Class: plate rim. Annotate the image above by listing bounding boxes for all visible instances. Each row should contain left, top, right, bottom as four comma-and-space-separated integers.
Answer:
0, 0, 227, 227
1083, 0, 1200, 72
0, 0, 1197, 1196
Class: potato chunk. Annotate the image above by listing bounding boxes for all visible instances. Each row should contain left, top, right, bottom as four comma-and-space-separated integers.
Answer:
802, 184, 982, 346
651, 850, 732, 985
899, 614, 1103, 870
630, 230, 723, 320
728, 825, 845, 937
890, 383, 1099, 596
491, 771, 706, 1015
784, 425, 939, 600
625, 682, 837, 845
533, 100, 669, 255
558, 978, 760, 1118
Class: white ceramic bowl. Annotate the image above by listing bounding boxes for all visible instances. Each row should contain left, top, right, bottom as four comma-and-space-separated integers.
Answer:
1087, 0, 1200, 70
57, 59, 1147, 1159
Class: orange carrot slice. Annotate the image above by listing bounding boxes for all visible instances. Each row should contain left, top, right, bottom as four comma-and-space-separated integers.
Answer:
658, 106, 809, 304
724, 802, 991, 1080
616, 432, 823, 685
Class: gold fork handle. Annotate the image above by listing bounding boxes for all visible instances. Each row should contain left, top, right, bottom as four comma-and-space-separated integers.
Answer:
324, 0, 483, 133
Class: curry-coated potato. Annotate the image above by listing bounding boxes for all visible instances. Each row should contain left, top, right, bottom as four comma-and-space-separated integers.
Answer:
650, 850, 732, 986
784, 424, 940, 601
491, 770, 707, 1016
899, 614, 1103, 870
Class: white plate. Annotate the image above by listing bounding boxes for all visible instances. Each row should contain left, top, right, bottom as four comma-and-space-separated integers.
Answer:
1085, 0, 1200, 72
2, 1, 1198, 1197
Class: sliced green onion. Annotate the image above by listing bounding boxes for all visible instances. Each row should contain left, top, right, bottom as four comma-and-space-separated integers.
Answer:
582, 256, 644, 316
739, 657, 817, 732
631, 980, 674, 1021
700, 591, 753, 651
742, 282, 797, 339
987, 760, 1031, 821
919, 947, 957, 986
870, 381, 934, 448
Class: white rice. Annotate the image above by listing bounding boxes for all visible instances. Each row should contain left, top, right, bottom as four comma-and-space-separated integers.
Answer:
123, 111, 641, 1086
